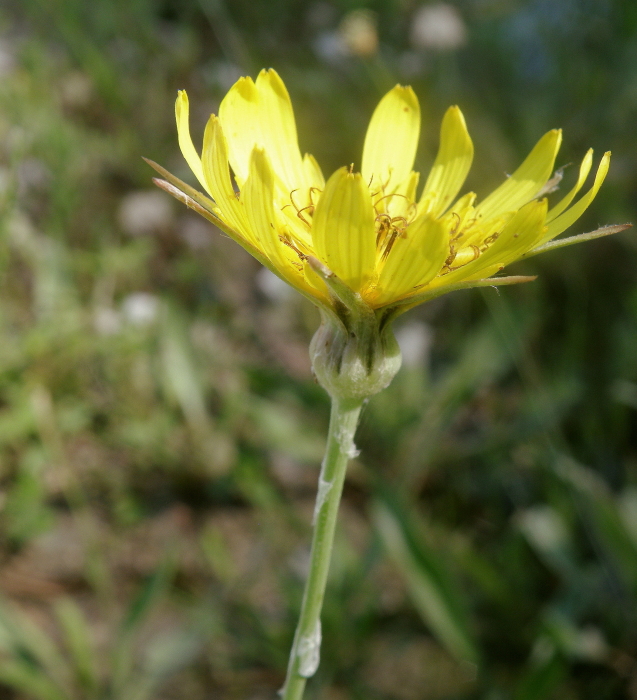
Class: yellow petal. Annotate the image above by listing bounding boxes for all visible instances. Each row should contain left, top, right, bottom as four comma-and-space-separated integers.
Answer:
540, 152, 611, 243
303, 153, 325, 190
373, 215, 449, 305
472, 199, 548, 271
437, 199, 547, 286
421, 106, 474, 218
361, 85, 421, 195
201, 115, 253, 244
175, 90, 208, 192
447, 191, 477, 222
312, 167, 376, 292
242, 148, 311, 288
476, 129, 562, 220
386, 171, 420, 220
546, 149, 593, 224
218, 69, 306, 191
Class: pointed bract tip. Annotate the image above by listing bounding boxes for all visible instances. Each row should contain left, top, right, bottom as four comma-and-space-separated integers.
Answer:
306, 255, 332, 279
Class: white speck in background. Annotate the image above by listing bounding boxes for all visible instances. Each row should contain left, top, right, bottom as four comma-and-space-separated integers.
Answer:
122, 292, 160, 327
118, 190, 174, 236
411, 3, 467, 51
395, 321, 433, 368
256, 268, 294, 302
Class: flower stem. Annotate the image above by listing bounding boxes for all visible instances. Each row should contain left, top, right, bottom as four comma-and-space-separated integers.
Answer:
281, 396, 364, 700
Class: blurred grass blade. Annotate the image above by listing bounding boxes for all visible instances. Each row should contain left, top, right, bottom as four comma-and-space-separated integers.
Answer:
400, 321, 516, 483
119, 630, 203, 700
120, 558, 175, 636
160, 304, 210, 437
0, 600, 72, 693
372, 498, 478, 663
514, 641, 565, 700
0, 660, 69, 700
555, 458, 637, 592
112, 557, 176, 693
54, 598, 98, 693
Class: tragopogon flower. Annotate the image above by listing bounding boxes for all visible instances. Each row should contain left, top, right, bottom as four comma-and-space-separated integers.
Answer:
149, 69, 625, 323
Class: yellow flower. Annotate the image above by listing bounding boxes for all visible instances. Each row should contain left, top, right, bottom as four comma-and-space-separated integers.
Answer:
150, 68, 622, 319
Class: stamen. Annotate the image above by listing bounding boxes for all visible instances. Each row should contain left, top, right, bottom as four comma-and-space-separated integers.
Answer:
375, 192, 411, 208
480, 231, 500, 251
309, 187, 322, 205
289, 189, 302, 213
444, 245, 457, 268
279, 233, 308, 261
379, 218, 408, 261
448, 245, 480, 270
375, 214, 392, 247
390, 215, 408, 231
381, 228, 401, 260
449, 212, 462, 239
296, 204, 314, 227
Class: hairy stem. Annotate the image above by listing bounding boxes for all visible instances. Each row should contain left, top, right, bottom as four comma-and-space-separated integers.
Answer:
281, 396, 363, 700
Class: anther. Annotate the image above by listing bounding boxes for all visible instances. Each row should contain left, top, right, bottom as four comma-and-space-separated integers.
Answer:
279, 235, 308, 261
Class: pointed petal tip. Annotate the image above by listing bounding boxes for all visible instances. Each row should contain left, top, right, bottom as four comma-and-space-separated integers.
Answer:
543, 128, 562, 148
248, 144, 270, 169
380, 84, 419, 116
256, 67, 287, 95
362, 86, 421, 190
443, 104, 470, 137
229, 74, 257, 97
175, 90, 188, 112
390, 83, 419, 106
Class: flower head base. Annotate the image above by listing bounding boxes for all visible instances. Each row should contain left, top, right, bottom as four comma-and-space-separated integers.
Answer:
307, 257, 402, 400
148, 68, 629, 398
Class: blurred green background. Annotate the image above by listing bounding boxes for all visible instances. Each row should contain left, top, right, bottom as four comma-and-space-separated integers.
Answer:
0, 0, 636, 698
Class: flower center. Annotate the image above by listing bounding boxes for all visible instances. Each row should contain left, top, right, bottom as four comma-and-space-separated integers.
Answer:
372, 192, 417, 261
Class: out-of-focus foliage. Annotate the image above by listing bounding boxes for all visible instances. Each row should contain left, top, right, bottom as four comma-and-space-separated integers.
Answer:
0, 0, 636, 698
